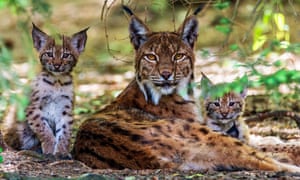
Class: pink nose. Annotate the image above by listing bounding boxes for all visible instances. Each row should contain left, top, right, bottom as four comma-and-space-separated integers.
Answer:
161, 71, 171, 80
54, 65, 60, 69
221, 112, 228, 117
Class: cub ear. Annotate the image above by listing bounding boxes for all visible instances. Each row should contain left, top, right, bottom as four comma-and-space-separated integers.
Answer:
32, 23, 49, 52
71, 27, 88, 54
123, 5, 150, 50
178, 16, 199, 48
200, 72, 213, 98
240, 88, 247, 98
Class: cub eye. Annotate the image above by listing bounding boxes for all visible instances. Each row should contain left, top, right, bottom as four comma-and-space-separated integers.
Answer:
213, 102, 220, 107
229, 102, 235, 106
62, 53, 70, 59
46, 52, 53, 58
144, 54, 157, 62
173, 53, 185, 61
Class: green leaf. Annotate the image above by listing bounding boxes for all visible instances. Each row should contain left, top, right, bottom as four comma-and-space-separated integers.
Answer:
150, 0, 168, 14
0, 155, 3, 163
215, 25, 231, 35
214, 1, 230, 10
229, 44, 239, 51
273, 60, 282, 67
219, 17, 231, 25
200, 49, 210, 58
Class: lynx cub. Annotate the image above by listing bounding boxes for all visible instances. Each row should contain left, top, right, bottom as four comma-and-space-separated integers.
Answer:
200, 73, 250, 143
4, 24, 87, 155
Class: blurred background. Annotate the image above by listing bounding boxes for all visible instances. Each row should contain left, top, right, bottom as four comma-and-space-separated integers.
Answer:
0, 0, 299, 122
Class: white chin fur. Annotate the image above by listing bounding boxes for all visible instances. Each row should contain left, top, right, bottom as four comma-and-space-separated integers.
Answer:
137, 75, 192, 105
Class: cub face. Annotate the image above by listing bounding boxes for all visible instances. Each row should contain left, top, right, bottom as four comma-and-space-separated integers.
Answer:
128, 14, 199, 105
205, 92, 245, 123
201, 73, 247, 124
31, 23, 88, 75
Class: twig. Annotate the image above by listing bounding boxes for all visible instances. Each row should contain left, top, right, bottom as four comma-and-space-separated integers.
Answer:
245, 110, 300, 129
242, 0, 267, 43
221, 0, 240, 48
103, 1, 131, 63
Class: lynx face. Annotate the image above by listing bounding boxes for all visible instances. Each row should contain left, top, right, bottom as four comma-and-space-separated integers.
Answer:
32, 24, 88, 75
128, 15, 198, 105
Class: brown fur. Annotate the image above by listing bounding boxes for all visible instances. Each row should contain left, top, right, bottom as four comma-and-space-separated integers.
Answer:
73, 7, 300, 172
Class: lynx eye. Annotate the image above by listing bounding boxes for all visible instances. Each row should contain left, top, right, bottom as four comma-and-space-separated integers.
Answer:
173, 53, 185, 61
213, 102, 220, 107
144, 54, 157, 62
46, 52, 53, 58
229, 102, 235, 106
62, 53, 70, 59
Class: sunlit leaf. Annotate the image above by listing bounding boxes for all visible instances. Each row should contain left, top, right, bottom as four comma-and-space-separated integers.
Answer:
273, 13, 285, 31
186, 173, 204, 178
252, 35, 267, 51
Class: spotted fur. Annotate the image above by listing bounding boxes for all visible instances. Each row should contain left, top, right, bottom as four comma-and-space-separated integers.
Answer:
200, 73, 249, 143
4, 24, 87, 155
72, 6, 300, 172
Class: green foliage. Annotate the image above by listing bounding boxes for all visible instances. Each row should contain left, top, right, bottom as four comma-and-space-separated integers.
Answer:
150, 0, 168, 14
0, 0, 52, 121
0, 42, 29, 120
252, 1, 290, 51
0, 147, 3, 163
199, 0, 300, 104
213, 1, 230, 10
214, 0, 232, 35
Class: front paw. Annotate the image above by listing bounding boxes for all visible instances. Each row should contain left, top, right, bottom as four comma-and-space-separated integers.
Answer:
41, 140, 55, 154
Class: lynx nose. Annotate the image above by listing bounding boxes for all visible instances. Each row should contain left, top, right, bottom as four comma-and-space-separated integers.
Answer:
221, 112, 228, 118
54, 64, 60, 69
161, 71, 172, 80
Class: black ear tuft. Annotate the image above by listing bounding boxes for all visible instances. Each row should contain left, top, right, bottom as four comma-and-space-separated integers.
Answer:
193, 4, 205, 15
179, 16, 199, 48
32, 23, 49, 52
71, 27, 88, 54
122, 5, 134, 16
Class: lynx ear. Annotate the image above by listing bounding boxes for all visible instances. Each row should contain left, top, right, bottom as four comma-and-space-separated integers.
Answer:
32, 23, 49, 52
178, 16, 199, 48
240, 88, 247, 98
71, 27, 88, 54
123, 6, 150, 50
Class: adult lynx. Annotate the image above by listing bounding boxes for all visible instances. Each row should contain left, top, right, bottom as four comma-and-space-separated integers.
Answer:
73, 6, 300, 172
